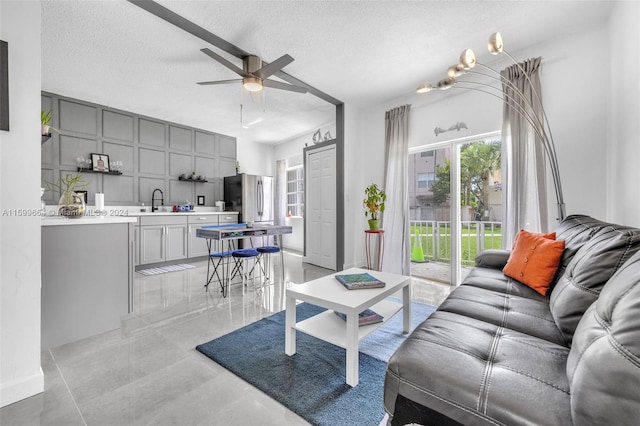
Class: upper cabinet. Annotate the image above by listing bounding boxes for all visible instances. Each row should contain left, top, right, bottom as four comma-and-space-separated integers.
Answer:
41, 92, 237, 207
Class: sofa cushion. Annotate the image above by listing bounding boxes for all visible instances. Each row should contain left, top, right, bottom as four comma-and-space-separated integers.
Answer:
553, 215, 634, 286
503, 229, 565, 295
439, 283, 567, 346
566, 250, 640, 425
462, 265, 549, 301
550, 226, 640, 344
385, 310, 572, 426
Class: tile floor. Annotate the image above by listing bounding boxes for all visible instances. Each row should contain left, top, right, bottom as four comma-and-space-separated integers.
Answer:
0, 253, 452, 426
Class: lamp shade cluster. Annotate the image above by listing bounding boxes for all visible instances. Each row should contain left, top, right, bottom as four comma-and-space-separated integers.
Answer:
416, 32, 566, 221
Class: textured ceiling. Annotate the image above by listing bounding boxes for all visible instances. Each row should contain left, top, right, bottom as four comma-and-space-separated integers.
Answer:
41, 0, 613, 145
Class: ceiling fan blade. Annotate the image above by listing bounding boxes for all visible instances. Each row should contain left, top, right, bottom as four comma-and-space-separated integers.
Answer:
196, 79, 241, 86
254, 54, 294, 79
200, 48, 249, 77
262, 79, 308, 93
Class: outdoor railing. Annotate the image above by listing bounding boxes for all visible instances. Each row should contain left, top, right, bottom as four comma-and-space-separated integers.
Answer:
410, 220, 502, 266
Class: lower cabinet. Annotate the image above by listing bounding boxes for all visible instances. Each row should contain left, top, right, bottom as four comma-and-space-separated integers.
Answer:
139, 216, 188, 265
138, 213, 239, 265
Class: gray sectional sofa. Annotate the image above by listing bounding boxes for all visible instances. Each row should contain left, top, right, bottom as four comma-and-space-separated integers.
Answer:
384, 215, 640, 425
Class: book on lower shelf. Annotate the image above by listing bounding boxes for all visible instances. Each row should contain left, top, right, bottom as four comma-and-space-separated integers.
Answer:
334, 272, 386, 290
334, 308, 384, 326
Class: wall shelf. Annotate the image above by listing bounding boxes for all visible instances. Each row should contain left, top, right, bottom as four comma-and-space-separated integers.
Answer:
77, 167, 123, 176
41, 134, 52, 144
179, 175, 208, 183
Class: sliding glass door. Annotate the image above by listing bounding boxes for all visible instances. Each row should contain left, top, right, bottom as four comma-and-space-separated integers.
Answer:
409, 133, 502, 286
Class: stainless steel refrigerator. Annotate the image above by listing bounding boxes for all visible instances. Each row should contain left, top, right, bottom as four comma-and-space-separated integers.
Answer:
224, 173, 274, 226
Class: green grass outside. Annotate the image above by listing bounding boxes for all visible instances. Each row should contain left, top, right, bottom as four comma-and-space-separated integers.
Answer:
410, 223, 502, 266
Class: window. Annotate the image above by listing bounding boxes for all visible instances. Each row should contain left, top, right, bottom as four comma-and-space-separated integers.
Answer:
420, 151, 434, 157
417, 172, 435, 189
287, 166, 304, 217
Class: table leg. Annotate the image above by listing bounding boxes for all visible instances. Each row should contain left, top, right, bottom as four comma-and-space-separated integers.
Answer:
285, 295, 297, 356
403, 281, 411, 334
345, 312, 359, 386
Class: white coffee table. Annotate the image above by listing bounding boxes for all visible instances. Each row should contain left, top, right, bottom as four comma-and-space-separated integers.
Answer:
285, 267, 411, 386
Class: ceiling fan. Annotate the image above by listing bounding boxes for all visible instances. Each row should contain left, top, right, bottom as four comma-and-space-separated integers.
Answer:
197, 48, 308, 94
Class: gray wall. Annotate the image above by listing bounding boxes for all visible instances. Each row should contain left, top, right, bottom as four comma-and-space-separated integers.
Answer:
41, 92, 237, 207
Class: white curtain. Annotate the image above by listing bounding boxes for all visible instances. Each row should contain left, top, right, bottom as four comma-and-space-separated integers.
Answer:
275, 159, 287, 226
381, 105, 411, 275
501, 57, 548, 248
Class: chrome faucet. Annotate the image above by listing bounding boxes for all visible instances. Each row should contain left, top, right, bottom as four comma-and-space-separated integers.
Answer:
151, 189, 164, 212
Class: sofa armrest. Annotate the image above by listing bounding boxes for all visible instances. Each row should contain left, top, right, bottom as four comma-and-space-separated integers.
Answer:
475, 249, 511, 269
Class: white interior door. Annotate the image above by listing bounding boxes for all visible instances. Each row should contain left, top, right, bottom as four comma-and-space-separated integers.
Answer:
305, 144, 336, 270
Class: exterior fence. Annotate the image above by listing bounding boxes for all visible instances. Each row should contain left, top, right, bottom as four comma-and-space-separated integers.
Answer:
410, 220, 502, 266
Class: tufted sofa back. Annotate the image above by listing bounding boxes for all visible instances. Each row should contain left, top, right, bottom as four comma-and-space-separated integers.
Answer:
566, 249, 640, 425
549, 223, 640, 344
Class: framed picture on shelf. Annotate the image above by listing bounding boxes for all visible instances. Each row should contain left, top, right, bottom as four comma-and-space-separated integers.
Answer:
91, 153, 110, 172
75, 190, 88, 204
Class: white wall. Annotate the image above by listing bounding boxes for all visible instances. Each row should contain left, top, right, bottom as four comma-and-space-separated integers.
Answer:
274, 122, 337, 167
236, 138, 274, 176
0, 0, 44, 407
607, 1, 640, 227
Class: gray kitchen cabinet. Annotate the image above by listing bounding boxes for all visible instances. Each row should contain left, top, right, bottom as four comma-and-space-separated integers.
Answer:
139, 216, 188, 265
166, 224, 188, 261
140, 225, 165, 264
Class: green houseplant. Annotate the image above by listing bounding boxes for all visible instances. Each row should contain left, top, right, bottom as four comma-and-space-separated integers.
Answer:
41, 110, 61, 136
44, 174, 89, 217
363, 183, 386, 230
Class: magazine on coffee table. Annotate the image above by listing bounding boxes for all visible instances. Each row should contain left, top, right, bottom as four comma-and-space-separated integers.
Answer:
334, 308, 384, 326
334, 272, 386, 290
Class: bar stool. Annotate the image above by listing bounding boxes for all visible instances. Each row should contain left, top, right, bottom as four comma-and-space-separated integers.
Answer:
231, 248, 261, 293
205, 250, 234, 296
256, 245, 283, 285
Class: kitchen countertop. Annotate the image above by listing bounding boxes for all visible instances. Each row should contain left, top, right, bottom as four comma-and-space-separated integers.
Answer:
41, 210, 238, 226
132, 211, 237, 216
41, 215, 138, 226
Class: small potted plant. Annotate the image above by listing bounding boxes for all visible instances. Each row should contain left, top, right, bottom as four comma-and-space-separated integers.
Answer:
363, 183, 386, 230
41, 110, 61, 136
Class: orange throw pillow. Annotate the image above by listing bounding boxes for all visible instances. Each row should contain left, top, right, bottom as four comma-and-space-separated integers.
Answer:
503, 229, 565, 295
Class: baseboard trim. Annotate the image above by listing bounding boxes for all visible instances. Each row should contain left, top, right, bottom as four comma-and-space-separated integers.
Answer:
0, 367, 44, 408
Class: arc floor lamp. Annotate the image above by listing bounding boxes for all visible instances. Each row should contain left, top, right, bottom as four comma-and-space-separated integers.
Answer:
416, 32, 566, 221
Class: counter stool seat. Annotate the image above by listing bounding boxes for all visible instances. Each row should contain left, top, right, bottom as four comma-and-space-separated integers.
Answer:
231, 248, 260, 293
256, 245, 283, 285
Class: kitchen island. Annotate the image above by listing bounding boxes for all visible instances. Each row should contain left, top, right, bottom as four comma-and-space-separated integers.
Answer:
41, 216, 137, 350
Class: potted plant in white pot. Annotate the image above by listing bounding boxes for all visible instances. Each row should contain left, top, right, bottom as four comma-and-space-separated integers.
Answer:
363, 183, 386, 230
41, 110, 60, 136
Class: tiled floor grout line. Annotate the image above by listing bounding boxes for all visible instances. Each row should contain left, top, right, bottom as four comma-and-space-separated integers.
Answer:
49, 349, 89, 426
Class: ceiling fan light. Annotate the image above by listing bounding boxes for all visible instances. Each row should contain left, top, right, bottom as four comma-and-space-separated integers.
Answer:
459, 49, 476, 70
488, 32, 504, 54
416, 83, 433, 94
243, 77, 263, 92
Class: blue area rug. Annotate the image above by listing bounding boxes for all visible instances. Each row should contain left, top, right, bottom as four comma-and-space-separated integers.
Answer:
196, 300, 436, 426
